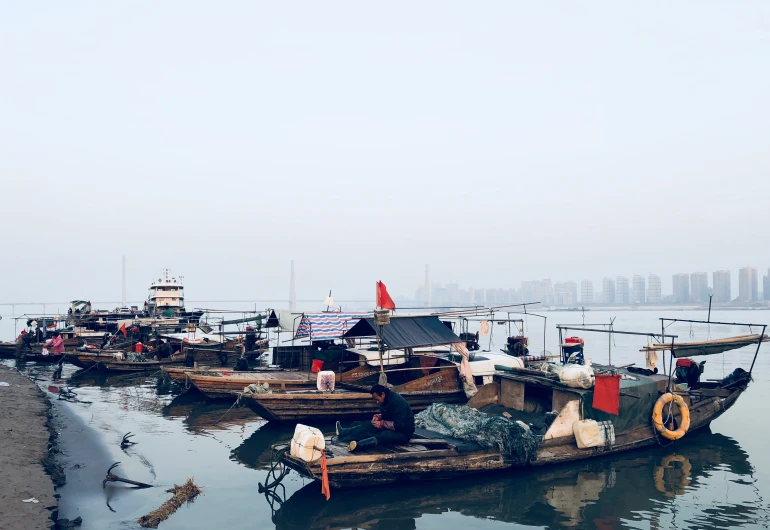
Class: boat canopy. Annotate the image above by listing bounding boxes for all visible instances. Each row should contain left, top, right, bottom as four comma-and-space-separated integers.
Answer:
641, 334, 769, 358
343, 316, 461, 350
294, 312, 370, 340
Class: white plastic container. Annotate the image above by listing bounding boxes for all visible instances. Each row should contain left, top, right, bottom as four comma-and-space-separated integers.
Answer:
573, 419, 615, 449
559, 364, 595, 389
317, 370, 336, 392
290, 424, 325, 462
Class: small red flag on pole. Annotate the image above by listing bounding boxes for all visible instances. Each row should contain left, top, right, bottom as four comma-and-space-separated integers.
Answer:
119, 323, 128, 336
376, 281, 396, 310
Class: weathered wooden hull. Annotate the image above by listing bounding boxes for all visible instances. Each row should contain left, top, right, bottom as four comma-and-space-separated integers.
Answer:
241, 388, 467, 423
0, 343, 68, 360
282, 440, 508, 488
283, 385, 745, 489
95, 356, 188, 373
163, 367, 318, 399
7, 353, 65, 364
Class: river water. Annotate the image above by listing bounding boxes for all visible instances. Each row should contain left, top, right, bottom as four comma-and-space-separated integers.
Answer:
6, 309, 770, 529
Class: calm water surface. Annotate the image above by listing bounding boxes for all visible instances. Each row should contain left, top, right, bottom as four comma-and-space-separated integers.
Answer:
8, 310, 770, 529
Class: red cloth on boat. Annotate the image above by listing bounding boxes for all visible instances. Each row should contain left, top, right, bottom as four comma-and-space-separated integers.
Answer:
320, 450, 331, 500
592, 374, 621, 415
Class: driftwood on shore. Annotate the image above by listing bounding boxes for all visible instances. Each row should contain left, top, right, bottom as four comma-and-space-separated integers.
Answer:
137, 478, 201, 528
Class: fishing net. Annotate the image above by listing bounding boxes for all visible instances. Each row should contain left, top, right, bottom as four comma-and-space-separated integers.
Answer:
243, 382, 271, 394
415, 403, 539, 464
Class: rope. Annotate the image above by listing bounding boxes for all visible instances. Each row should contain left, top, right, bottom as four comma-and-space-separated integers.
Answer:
212, 397, 242, 425
258, 446, 290, 493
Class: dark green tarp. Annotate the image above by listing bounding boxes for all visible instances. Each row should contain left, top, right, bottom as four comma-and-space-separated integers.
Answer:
343, 316, 461, 349
579, 373, 658, 433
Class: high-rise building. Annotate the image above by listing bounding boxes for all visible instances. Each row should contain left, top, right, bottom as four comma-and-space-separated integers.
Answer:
581, 280, 594, 305
616, 276, 630, 305
632, 275, 646, 304
541, 279, 554, 306
602, 278, 615, 305
739, 266, 759, 302
553, 282, 568, 306
473, 288, 486, 305
764, 269, 770, 301
690, 272, 709, 303
672, 273, 690, 304
713, 270, 731, 303
647, 274, 662, 304
519, 282, 534, 303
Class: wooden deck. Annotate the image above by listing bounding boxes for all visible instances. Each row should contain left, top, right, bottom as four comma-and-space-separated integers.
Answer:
282, 435, 507, 488
176, 369, 319, 399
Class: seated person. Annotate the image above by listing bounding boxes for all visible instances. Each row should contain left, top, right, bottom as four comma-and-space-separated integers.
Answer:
155, 340, 173, 360
336, 384, 415, 452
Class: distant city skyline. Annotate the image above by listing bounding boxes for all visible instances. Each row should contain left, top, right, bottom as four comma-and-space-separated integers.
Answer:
412, 265, 770, 307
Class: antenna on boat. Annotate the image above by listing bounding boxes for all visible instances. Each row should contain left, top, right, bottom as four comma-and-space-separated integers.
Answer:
289, 260, 296, 312
122, 255, 126, 309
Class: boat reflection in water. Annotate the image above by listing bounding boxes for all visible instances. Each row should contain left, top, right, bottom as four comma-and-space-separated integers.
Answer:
161, 392, 260, 434
265, 430, 762, 530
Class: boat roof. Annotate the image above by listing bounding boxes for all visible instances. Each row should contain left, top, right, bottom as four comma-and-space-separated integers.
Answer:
294, 312, 370, 340
343, 316, 461, 349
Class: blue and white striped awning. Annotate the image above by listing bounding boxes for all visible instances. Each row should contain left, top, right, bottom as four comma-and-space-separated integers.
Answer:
294, 312, 370, 340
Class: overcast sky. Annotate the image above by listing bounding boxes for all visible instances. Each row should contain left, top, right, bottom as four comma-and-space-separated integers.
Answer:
1, 1, 769, 307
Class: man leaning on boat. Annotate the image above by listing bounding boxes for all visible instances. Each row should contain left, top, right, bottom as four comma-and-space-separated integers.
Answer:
336, 385, 415, 452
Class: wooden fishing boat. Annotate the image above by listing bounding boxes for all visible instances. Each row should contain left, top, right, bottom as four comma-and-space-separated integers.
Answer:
276, 324, 761, 489
271, 432, 754, 530
239, 355, 467, 422
65, 350, 125, 368
94, 354, 189, 372
279, 365, 749, 488
240, 315, 476, 422
169, 347, 379, 399
164, 367, 321, 399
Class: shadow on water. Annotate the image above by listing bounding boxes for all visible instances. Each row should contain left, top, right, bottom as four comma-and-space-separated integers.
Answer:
267, 430, 768, 530
162, 391, 260, 433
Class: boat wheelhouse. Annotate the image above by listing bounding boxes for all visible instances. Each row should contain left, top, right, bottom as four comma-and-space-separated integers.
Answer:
147, 269, 186, 317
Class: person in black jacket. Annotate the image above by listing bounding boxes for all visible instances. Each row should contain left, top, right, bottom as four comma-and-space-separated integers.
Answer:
336, 384, 415, 452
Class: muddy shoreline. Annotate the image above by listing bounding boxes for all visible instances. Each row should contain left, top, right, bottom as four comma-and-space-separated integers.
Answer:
0, 365, 62, 529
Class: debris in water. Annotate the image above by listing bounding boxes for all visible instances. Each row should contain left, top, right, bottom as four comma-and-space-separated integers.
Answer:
102, 462, 153, 488
121, 432, 137, 449
137, 478, 202, 528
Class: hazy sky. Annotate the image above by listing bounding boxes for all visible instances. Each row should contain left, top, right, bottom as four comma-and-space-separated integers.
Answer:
1, 1, 769, 306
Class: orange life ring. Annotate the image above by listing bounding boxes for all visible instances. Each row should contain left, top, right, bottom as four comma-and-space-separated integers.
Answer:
652, 392, 690, 440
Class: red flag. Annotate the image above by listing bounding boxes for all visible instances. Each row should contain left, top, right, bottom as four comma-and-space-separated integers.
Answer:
592, 374, 621, 415
119, 323, 127, 336
376, 281, 396, 310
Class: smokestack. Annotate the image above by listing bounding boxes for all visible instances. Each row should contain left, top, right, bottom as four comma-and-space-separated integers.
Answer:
425, 264, 431, 307
289, 260, 297, 311
122, 255, 126, 308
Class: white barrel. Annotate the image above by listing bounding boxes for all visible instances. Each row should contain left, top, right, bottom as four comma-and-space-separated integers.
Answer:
290, 424, 325, 462
317, 370, 336, 392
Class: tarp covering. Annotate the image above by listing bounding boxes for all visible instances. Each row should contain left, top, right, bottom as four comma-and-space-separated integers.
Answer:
221, 314, 265, 326
579, 372, 659, 433
343, 316, 462, 349
415, 403, 539, 464
642, 334, 768, 358
295, 312, 369, 340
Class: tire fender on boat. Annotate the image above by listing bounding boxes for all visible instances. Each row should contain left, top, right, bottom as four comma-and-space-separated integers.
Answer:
652, 392, 690, 440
